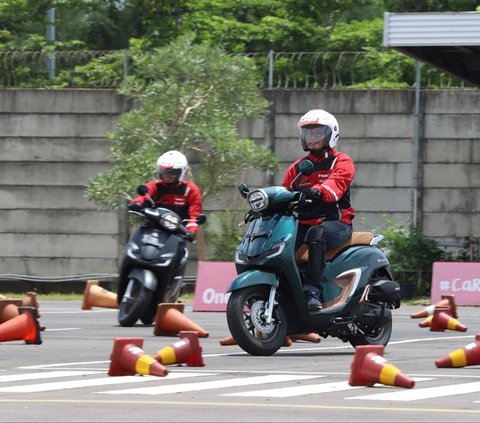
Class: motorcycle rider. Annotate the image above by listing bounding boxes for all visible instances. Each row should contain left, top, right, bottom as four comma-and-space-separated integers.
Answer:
282, 109, 355, 312
128, 150, 203, 241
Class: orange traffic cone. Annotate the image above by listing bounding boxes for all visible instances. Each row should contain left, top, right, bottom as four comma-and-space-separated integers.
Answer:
153, 331, 205, 367
0, 299, 23, 324
290, 333, 321, 343
348, 345, 415, 388
410, 294, 457, 319
22, 292, 41, 317
220, 334, 287, 347
219, 334, 309, 347
82, 280, 118, 310
108, 337, 168, 377
419, 307, 467, 332
0, 307, 42, 344
435, 334, 480, 368
219, 335, 237, 346
153, 303, 209, 337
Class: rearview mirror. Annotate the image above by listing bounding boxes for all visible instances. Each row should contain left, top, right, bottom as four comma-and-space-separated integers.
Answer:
137, 184, 148, 195
196, 214, 207, 225
298, 160, 314, 176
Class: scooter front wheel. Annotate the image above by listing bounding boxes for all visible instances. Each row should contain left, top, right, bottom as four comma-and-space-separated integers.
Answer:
118, 278, 154, 327
226, 285, 287, 356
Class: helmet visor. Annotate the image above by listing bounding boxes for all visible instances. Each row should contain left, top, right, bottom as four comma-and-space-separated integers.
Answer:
300, 125, 331, 148
158, 167, 182, 178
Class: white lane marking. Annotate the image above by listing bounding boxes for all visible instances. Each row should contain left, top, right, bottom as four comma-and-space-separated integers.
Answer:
223, 377, 434, 398
44, 328, 82, 331
388, 335, 473, 345
223, 380, 359, 398
346, 381, 480, 401
0, 371, 102, 383
206, 335, 475, 357
0, 372, 216, 393
19, 361, 109, 370
98, 374, 319, 395
42, 310, 117, 314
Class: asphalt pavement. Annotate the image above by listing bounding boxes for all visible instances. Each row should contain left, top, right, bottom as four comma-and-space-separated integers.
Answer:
0, 301, 480, 422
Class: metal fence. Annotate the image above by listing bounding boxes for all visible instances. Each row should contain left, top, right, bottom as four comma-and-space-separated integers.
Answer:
0, 50, 468, 89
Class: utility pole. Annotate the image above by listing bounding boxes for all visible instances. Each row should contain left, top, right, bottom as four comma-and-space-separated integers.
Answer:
46, 8, 56, 80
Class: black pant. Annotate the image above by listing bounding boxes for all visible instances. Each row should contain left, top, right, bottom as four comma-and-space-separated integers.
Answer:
296, 221, 353, 292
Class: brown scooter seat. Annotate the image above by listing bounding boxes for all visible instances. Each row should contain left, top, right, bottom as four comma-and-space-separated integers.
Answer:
295, 231, 377, 264
296, 231, 380, 311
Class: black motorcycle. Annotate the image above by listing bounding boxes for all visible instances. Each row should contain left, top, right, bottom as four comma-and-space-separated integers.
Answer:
117, 185, 206, 327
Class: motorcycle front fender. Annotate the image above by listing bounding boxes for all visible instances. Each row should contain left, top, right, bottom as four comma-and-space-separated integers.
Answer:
127, 268, 157, 292
227, 269, 278, 293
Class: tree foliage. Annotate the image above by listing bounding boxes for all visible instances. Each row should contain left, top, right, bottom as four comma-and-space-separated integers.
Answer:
86, 34, 278, 209
3, 0, 479, 54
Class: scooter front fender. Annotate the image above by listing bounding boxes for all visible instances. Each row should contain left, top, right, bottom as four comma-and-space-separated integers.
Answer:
127, 268, 158, 292
227, 270, 278, 292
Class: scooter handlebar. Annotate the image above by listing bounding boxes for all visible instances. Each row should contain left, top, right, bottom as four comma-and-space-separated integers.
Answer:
291, 191, 312, 209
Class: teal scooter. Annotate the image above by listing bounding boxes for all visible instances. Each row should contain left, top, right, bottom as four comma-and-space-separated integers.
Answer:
226, 160, 401, 356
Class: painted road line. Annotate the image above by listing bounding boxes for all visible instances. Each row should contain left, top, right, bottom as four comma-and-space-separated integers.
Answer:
346, 381, 480, 401
0, 371, 102, 383
226, 377, 433, 398
19, 360, 109, 370
222, 380, 360, 398
98, 374, 319, 395
0, 372, 216, 393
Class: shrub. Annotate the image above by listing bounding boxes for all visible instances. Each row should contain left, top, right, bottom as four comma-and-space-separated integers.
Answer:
379, 221, 471, 297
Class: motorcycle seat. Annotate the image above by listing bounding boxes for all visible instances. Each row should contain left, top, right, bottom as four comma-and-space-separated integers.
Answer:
296, 231, 378, 264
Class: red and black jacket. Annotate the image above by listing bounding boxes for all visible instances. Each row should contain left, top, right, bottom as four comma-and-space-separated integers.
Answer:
282, 150, 355, 226
129, 180, 203, 234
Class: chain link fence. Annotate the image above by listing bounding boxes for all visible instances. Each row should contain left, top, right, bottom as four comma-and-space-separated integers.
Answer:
0, 50, 468, 89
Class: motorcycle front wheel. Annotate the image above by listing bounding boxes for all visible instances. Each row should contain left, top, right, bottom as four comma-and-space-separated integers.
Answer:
347, 313, 393, 347
118, 278, 154, 327
226, 285, 287, 356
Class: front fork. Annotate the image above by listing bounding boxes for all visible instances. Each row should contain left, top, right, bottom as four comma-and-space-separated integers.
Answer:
121, 279, 135, 303
264, 285, 277, 324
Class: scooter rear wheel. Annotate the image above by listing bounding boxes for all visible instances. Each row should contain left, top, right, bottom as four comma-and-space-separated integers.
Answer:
347, 314, 392, 347
226, 285, 287, 356
118, 278, 154, 327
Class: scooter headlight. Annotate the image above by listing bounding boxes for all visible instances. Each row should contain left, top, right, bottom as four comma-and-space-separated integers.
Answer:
247, 189, 268, 211
126, 241, 140, 258
160, 213, 181, 231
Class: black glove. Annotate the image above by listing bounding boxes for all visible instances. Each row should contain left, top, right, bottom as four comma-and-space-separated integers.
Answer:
303, 187, 322, 202
184, 231, 196, 242
128, 202, 144, 212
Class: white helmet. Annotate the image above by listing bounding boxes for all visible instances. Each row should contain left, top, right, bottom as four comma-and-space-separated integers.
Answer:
298, 109, 339, 151
156, 150, 188, 181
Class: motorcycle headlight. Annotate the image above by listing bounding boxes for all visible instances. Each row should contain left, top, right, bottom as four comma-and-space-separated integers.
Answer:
247, 189, 268, 212
160, 213, 181, 231
126, 241, 140, 258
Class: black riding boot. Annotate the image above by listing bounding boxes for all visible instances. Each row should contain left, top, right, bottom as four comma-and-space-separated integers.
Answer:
303, 225, 326, 312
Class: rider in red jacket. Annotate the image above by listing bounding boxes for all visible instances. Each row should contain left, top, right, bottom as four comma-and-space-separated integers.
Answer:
128, 150, 203, 241
282, 109, 355, 312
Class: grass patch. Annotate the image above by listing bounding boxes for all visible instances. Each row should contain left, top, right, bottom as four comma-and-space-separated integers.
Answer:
1, 291, 196, 302
1, 290, 426, 306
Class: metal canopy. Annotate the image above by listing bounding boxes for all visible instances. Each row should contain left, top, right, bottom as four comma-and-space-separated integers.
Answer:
383, 12, 480, 87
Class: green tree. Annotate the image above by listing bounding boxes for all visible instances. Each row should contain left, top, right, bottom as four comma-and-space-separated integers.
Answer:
383, 0, 479, 12
86, 34, 279, 210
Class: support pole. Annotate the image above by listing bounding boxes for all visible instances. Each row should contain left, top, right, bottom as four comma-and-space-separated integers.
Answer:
412, 60, 422, 229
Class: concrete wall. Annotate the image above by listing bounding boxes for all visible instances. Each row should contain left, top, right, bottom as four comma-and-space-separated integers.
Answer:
0, 89, 131, 286
0, 88, 478, 287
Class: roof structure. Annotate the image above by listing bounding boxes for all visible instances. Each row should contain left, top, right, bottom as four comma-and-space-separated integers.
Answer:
383, 12, 480, 87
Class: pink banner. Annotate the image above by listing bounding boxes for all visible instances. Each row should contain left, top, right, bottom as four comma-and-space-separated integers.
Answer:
431, 262, 480, 305
192, 261, 237, 312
